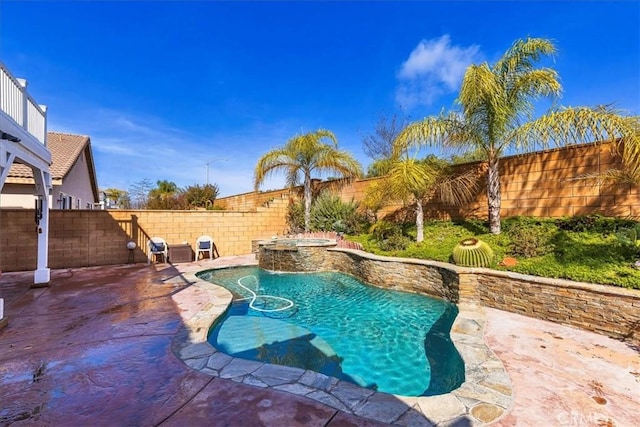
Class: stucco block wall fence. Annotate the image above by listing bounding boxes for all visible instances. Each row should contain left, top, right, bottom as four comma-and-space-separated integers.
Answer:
217, 141, 640, 219
258, 246, 640, 344
0, 196, 288, 271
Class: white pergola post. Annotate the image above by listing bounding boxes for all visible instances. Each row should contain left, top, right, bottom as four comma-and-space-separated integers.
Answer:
32, 167, 51, 285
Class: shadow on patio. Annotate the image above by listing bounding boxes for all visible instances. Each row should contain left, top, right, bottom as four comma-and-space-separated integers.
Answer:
0, 261, 447, 426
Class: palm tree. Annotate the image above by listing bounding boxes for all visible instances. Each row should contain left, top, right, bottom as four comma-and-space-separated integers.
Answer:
396, 37, 640, 234
254, 129, 363, 232
364, 155, 477, 242
148, 180, 180, 209
152, 180, 178, 199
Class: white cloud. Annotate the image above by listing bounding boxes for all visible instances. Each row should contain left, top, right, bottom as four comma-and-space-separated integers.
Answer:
93, 139, 137, 156
396, 35, 481, 109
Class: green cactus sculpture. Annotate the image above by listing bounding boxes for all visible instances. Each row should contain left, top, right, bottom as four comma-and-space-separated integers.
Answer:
452, 238, 495, 268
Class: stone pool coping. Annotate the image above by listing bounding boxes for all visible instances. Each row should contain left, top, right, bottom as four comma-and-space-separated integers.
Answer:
171, 258, 513, 425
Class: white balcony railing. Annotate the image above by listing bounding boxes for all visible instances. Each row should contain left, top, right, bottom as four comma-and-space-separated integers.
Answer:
1, 62, 47, 144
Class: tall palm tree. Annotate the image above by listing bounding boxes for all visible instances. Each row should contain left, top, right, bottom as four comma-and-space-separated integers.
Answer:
396, 37, 640, 234
364, 155, 477, 242
254, 129, 363, 232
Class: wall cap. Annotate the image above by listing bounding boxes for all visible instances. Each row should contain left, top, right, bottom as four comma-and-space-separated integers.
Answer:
327, 247, 640, 299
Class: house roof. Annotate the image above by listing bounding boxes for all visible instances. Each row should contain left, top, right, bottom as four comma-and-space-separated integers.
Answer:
9, 132, 88, 179
7, 132, 100, 201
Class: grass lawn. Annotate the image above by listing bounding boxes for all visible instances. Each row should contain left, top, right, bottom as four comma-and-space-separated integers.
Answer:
348, 216, 640, 290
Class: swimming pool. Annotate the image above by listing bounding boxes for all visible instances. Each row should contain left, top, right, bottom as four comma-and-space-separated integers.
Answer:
198, 266, 464, 396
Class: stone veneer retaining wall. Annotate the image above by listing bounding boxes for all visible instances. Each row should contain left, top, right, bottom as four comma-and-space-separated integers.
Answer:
258, 246, 640, 344
471, 270, 640, 341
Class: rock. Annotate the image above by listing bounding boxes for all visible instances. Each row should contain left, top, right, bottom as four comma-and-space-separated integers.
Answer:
470, 403, 505, 423
499, 257, 518, 267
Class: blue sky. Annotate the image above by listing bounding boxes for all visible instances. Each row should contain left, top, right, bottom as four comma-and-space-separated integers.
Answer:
2, 1, 638, 197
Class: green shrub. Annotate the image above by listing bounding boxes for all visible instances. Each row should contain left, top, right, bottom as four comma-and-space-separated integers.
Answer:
369, 220, 411, 251
378, 234, 412, 251
504, 218, 556, 258
286, 200, 305, 233
370, 220, 403, 241
287, 191, 370, 234
311, 191, 366, 234
615, 224, 640, 249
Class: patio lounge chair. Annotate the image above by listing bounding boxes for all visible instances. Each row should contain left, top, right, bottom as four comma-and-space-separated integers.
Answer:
148, 237, 168, 264
195, 235, 218, 260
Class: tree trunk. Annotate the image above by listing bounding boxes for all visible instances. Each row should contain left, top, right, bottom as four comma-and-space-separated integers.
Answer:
416, 200, 424, 243
487, 156, 501, 234
303, 172, 312, 232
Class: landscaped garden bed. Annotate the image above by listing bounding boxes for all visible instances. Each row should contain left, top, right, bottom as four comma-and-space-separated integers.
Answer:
348, 215, 640, 289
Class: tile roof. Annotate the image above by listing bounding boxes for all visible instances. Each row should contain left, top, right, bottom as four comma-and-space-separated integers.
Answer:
8, 132, 91, 180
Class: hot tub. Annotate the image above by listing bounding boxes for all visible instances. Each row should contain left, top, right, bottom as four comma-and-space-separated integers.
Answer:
257, 238, 337, 271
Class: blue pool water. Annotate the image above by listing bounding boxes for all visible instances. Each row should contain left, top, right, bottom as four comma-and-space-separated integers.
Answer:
198, 266, 464, 396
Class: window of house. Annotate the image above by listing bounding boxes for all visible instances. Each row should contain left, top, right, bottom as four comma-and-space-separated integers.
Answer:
60, 195, 74, 210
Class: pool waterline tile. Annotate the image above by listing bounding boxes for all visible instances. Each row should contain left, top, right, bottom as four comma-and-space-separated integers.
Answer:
172, 262, 513, 426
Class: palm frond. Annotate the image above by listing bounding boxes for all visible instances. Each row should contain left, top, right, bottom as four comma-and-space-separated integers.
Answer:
254, 148, 300, 189
507, 68, 562, 120
285, 165, 301, 188
494, 37, 557, 78
315, 149, 363, 179
388, 159, 437, 199
513, 106, 640, 168
435, 169, 480, 205
574, 167, 640, 186
362, 179, 395, 212
459, 63, 503, 117
393, 115, 451, 156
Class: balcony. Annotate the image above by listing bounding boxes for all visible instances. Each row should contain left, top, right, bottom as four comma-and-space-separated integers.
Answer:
1, 61, 52, 285
0, 61, 51, 169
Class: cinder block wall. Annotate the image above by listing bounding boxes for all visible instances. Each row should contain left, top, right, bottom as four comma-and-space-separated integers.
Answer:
2, 141, 639, 272
215, 188, 295, 211
0, 196, 288, 272
494, 142, 638, 217
217, 141, 639, 219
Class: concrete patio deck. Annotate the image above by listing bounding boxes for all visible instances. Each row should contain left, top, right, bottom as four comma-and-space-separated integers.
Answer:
1, 256, 638, 426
